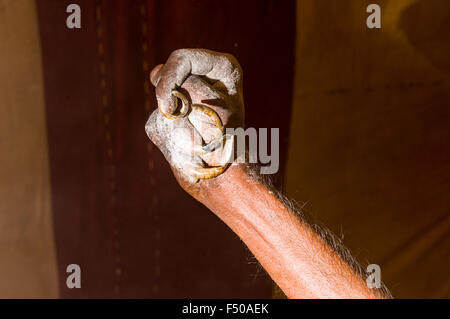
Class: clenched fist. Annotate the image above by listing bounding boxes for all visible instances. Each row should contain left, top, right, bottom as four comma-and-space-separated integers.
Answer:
145, 49, 245, 196
144, 50, 391, 300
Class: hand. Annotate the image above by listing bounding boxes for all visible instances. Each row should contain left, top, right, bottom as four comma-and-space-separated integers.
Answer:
145, 49, 245, 199
145, 50, 392, 299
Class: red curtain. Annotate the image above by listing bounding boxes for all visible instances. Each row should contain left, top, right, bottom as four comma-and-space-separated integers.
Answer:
37, 0, 295, 298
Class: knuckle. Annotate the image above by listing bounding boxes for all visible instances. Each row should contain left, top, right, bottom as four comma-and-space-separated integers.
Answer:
169, 48, 188, 60
222, 53, 243, 78
223, 53, 241, 69
164, 50, 188, 73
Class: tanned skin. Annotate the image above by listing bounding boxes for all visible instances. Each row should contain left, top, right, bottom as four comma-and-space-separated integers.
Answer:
146, 49, 391, 299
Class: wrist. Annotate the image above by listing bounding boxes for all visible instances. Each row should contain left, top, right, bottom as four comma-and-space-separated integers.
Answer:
196, 163, 254, 208
196, 162, 279, 230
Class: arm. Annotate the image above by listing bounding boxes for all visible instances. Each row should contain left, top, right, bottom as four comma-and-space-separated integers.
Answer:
194, 163, 390, 299
146, 49, 391, 299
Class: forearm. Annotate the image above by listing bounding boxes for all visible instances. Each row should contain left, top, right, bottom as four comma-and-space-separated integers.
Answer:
146, 48, 390, 298
197, 164, 388, 299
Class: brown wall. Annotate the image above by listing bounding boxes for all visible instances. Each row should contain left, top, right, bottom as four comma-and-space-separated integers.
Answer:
1, 0, 449, 298
0, 0, 58, 298
286, 0, 450, 298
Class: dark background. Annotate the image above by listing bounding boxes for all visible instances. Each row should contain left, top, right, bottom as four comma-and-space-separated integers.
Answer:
36, 0, 294, 298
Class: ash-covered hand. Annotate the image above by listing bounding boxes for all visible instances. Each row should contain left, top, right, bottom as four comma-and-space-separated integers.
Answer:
145, 49, 244, 190
145, 49, 392, 300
